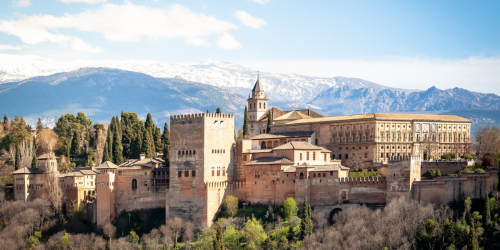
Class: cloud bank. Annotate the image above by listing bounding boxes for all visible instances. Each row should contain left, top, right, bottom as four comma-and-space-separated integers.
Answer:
0, 3, 240, 51
234, 11, 267, 29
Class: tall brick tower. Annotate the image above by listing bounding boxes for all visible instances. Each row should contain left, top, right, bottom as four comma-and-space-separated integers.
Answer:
247, 75, 268, 122
167, 113, 235, 227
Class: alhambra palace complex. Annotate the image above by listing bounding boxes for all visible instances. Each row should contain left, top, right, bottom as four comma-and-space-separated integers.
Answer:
12, 78, 499, 228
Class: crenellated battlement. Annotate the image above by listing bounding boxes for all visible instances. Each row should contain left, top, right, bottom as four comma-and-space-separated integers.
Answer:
338, 176, 387, 184
170, 113, 235, 122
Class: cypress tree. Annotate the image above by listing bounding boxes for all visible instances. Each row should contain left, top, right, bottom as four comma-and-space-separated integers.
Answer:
36, 118, 44, 132
301, 197, 313, 238
207, 109, 209, 113
162, 145, 169, 167
112, 130, 124, 165
3, 114, 9, 130
15, 143, 20, 170
145, 113, 155, 136
213, 223, 224, 250
216, 107, 221, 114
31, 137, 38, 168
70, 130, 81, 157
154, 127, 162, 152
468, 217, 479, 250
142, 130, 155, 158
484, 193, 491, 227
161, 122, 170, 145
243, 106, 249, 136
103, 128, 113, 162
266, 111, 272, 133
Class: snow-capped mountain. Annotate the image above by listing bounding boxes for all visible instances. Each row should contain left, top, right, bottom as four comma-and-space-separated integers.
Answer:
0, 54, 408, 106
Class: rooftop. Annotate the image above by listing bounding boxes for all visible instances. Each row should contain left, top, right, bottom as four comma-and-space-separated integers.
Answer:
38, 152, 57, 160
280, 113, 470, 125
273, 141, 331, 152
251, 131, 315, 140
95, 161, 118, 169
12, 167, 41, 174
245, 156, 294, 166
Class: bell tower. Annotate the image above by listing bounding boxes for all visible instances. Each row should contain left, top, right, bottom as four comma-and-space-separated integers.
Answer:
247, 73, 268, 122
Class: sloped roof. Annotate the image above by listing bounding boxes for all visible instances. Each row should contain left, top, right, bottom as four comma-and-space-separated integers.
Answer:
38, 152, 56, 160
281, 113, 470, 125
244, 149, 273, 153
252, 78, 264, 92
245, 156, 294, 166
274, 111, 312, 121
296, 162, 315, 168
273, 141, 327, 151
95, 161, 118, 169
256, 107, 324, 122
310, 164, 349, 171
283, 166, 297, 172
80, 170, 99, 175
12, 167, 41, 174
118, 158, 165, 168
251, 131, 315, 140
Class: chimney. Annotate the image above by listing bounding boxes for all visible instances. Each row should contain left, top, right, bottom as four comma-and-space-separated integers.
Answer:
139, 154, 146, 160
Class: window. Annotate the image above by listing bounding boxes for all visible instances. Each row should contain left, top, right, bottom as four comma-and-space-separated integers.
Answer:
365, 153, 368, 158
243, 155, 247, 161
339, 155, 342, 160
300, 153, 302, 161
330, 171, 333, 176
313, 152, 316, 160
132, 179, 137, 190
323, 173, 326, 177
306, 152, 309, 160
255, 171, 260, 178
324, 154, 327, 161
178, 171, 182, 178
345, 154, 348, 159
217, 170, 220, 176
212, 170, 214, 176
184, 171, 189, 177
222, 169, 225, 176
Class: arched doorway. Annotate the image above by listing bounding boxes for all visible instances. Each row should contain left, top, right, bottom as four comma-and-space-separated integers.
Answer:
261, 141, 266, 149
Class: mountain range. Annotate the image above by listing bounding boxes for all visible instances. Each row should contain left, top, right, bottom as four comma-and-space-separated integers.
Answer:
1, 54, 500, 130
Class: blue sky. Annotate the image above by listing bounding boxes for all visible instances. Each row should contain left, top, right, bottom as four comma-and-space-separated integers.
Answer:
1, 0, 500, 94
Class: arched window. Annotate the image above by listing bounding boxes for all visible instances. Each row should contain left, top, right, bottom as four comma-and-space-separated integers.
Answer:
261, 141, 266, 149
212, 149, 214, 153
178, 151, 181, 155
259, 103, 261, 109
193, 150, 196, 154
132, 179, 137, 190
182, 151, 184, 155
313, 173, 316, 177
189, 150, 192, 155
264, 103, 266, 109
323, 173, 326, 177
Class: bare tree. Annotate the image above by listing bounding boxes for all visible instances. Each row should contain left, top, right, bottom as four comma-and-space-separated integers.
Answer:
422, 138, 438, 160
344, 151, 365, 170
37, 129, 61, 155
474, 126, 500, 155
184, 222, 195, 250
103, 223, 116, 248
167, 217, 184, 247
44, 170, 63, 220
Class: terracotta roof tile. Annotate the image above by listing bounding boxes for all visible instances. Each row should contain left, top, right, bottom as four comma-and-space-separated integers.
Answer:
251, 131, 315, 140
273, 141, 327, 151
95, 161, 118, 169
281, 113, 470, 125
245, 156, 294, 166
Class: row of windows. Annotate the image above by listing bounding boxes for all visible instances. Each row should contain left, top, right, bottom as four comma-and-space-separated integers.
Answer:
100, 182, 114, 187
178, 170, 196, 178
332, 134, 370, 143
380, 124, 410, 129
332, 153, 368, 159
178, 150, 196, 155
212, 169, 225, 176
311, 172, 333, 178
16, 184, 43, 190
381, 153, 412, 158
380, 145, 412, 150
212, 149, 226, 154
250, 102, 266, 110
118, 170, 148, 176
340, 146, 370, 150
334, 125, 370, 131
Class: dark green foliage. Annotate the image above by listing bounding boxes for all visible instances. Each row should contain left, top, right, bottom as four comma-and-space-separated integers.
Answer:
36, 118, 43, 131
161, 122, 170, 145
130, 134, 142, 159
216, 107, 221, 114
243, 106, 249, 136
468, 217, 479, 250
145, 113, 155, 136
266, 111, 272, 133
112, 131, 124, 165
141, 130, 155, 158
213, 223, 224, 250
3, 114, 8, 130
301, 197, 313, 238
120, 112, 141, 158
441, 153, 457, 160
154, 127, 163, 152
423, 169, 441, 178
484, 193, 491, 227
70, 130, 81, 157
207, 109, 209, 113
162, 145, 169, 166
103, 128, 112, 162
15, 143, 20, 170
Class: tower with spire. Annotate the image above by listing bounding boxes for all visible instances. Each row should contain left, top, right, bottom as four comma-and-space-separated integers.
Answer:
248, 72, 268, 122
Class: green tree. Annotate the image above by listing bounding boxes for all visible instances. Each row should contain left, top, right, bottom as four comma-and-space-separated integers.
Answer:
142, 130, 156, 158
112, 131, 124, 165
266, 111, 272, 133
36, 118, 44, 132
224, 225, 241, 250
15, 143, 20, 170
162, 145, 170, 166
283, 197, 298, 220
216, 107, 221, 114
213, 223, 224, 250
145, 113, 155, 136
26, 231, 42, 250
3, 114, 9, 130
484, 193, 491, 227
244, 217, 267, 250
161, 122, 170, 145
243, 106, 249, 136
129, 230, 139, 243
468, 217, 479, 250
443, 218, 455, 247
70, 130, 81, 157
154, 127, 163, 152
301, 197, 313, 238
103, 128, 112, 162
31, 137, 38, 168
224, 195, 239, 218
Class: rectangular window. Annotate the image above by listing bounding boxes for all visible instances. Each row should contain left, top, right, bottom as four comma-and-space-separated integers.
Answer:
192, 170, 196, 177
222, 170, 225, 176
365, 153, 368, 158
313, 152, 316, 160
178, 171, 182, 178
345, 154, 348, 159
243, 155, 247, 161
330, 171, 333, 176
255, 171, 260, 178
184, 171, 189, 177
306, 152, 309, 160
300, 153, 302, 161
212, 170, 214, 176
217, 170, 220, 176
339, 155, 341, 159
315, 139, 318, 145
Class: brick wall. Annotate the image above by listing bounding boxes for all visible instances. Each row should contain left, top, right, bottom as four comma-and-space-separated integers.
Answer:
421, 161, 467, 175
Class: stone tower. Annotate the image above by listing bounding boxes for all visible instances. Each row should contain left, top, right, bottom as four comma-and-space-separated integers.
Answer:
247, 75, 268, 122
167, 113, 236, 227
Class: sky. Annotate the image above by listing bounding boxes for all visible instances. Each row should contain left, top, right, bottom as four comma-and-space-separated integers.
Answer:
1, 0, 500, 94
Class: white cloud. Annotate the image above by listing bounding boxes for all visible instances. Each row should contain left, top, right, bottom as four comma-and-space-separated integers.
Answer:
234, 11, 267, 29
250, 0, 271, 5
236, 56, 500, 95
217, 33, 241, 50
185, 38, 210, 47
0, 3, 239, 51
13, 0, 31, 7
0, 44, 23, 50
59, 0, 106, 3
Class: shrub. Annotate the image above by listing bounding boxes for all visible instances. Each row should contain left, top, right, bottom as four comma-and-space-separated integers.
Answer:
283, 198, 297, 220
464, 154, 474, 159
481, 155, 494, 168
448, 174, 459, 177
423, 169, 441, 178
474, 168, 485, 174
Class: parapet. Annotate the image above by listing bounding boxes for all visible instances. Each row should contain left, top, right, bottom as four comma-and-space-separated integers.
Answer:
338, 176, 387, 184
388, 155, 421, 163
170, 113, 235, 122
